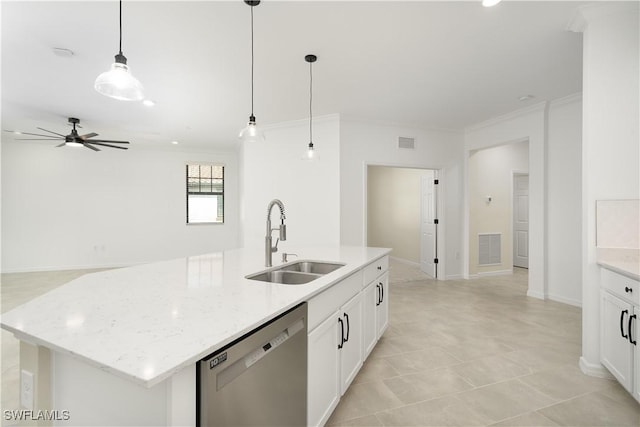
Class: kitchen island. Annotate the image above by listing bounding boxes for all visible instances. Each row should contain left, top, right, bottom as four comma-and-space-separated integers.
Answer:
1, 246, 390, 426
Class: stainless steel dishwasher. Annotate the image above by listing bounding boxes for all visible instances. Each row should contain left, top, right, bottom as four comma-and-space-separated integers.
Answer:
197, 303, 307, 426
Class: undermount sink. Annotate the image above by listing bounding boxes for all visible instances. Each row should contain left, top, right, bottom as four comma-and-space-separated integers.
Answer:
280, 261, 345, 275
246, 260, 346, 285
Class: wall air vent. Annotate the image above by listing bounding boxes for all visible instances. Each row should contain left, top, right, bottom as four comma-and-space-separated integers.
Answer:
478, 233, 501, 266
398, 136, 415, 150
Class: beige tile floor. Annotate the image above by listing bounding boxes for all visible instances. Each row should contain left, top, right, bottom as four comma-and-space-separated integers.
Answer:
1, 262, 639, 426
327, 262, 640, 426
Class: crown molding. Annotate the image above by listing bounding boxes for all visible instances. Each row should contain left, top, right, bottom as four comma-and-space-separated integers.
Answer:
465, 101, 547, 133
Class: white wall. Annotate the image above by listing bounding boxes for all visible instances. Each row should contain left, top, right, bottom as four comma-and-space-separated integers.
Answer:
240, 115, 341, 251
464, 105, 546, 298
340, 119, 464, 279
367, 166, 432, 264
468, 141, 529, 276
547, 95, 582, 307
576, 3, 639, 376
1, 142, 239, 272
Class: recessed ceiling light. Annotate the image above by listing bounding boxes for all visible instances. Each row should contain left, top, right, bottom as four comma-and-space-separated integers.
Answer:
13, 131, 22, 135
52, 47, 75, 58
482, 0, 502, 7
171, 141, 179, 145
142, 99, 156, 107
518, 95, 535, 102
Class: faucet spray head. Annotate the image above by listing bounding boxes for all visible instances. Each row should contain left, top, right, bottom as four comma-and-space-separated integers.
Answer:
280, 223, 287, 241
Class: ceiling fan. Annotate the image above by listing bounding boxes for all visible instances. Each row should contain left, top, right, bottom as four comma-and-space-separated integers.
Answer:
6, 117, 130, 151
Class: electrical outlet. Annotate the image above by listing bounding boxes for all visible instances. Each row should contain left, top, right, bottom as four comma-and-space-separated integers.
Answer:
20, 370, 34, 409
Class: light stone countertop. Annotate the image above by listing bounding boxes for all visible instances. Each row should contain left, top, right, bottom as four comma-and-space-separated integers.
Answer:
597, 247, 640, 281
0, 246, 390, 387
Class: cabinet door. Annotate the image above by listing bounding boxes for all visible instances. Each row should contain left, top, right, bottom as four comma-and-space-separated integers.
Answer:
600, 291, 633, 392
376, 273, 389, 339
362, 282, 378, 358
633, 306, 639, 403
339, 292, 363, 395
308, 311, 340, 427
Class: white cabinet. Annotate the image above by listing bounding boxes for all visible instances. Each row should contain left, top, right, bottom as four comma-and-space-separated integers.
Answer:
307, 255, 390, 426
375, 272, 389, 338
601, 290, 634, 391
600, 268, 639, 402
308, 311, 340, 427
339, 293, 363, 394
362, 281, 378, 358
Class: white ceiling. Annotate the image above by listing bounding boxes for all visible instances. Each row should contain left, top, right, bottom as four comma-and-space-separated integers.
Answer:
1, 1, 585, 150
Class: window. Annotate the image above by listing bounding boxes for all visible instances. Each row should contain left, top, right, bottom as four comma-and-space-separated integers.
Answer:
186, 164, 224, 224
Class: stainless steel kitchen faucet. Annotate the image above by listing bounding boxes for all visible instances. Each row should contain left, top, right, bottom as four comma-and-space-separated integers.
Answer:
265, 199, 286, 267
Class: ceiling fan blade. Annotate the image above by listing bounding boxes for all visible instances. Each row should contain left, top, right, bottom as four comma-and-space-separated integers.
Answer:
16, 138, 65, 141
83, 143, 100, 151
9, 131, 61, 139
36, 127, 67, 137
79, 132, 98, 140
90, 142, 129, 150
56, 143, 66, 147
86, 139, 130, 144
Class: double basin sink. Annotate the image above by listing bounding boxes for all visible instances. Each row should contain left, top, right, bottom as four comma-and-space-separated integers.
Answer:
246, 261, 345, 285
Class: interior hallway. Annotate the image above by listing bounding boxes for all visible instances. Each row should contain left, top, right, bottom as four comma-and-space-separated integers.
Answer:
1, 262, 639, 426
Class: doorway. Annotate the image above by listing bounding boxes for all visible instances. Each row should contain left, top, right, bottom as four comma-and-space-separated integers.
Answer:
366, 165, 439, 279
513, 173, 529, 269
467, 141, 529, 277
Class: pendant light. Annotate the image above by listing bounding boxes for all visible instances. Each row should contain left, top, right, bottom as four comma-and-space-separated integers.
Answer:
94, 0, 144, 101
239, 0, 263, 142
305, 54, 317, 160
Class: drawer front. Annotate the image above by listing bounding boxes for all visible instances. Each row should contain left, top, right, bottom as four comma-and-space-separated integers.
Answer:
363, 256, 389, 286
308, 271, 362, 332
601, 267, 639, 305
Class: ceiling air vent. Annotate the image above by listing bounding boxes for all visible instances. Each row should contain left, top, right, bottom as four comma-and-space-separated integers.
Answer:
398, 136, 415, 150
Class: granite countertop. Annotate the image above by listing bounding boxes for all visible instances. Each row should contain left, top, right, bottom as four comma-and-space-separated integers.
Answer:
0, 246, 390, 387
597, 247, 640, 281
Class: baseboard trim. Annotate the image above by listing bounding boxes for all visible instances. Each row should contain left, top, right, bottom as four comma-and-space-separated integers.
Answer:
389, 256, 420, 267
579, 357, 614, 379
477, 269, 513, 277
526, 289, 545, 300
445, 274, 462, 280
548, 293, 582, 308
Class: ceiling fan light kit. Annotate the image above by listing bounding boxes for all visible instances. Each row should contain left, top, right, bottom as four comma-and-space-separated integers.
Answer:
94, 0, 144, 101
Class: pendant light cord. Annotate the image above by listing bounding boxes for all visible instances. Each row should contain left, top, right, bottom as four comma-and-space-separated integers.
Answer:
118, 0, 123, 55
250, 4, 255, 117
309, 60, 313, 144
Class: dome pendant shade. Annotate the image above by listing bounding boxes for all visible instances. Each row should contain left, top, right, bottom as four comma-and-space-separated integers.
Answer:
95, 1, 144, 101
95, 54, 144, 101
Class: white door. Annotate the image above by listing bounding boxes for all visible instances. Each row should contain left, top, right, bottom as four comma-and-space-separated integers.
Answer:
513, 173, 529, 269
420, 171, 437, 278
